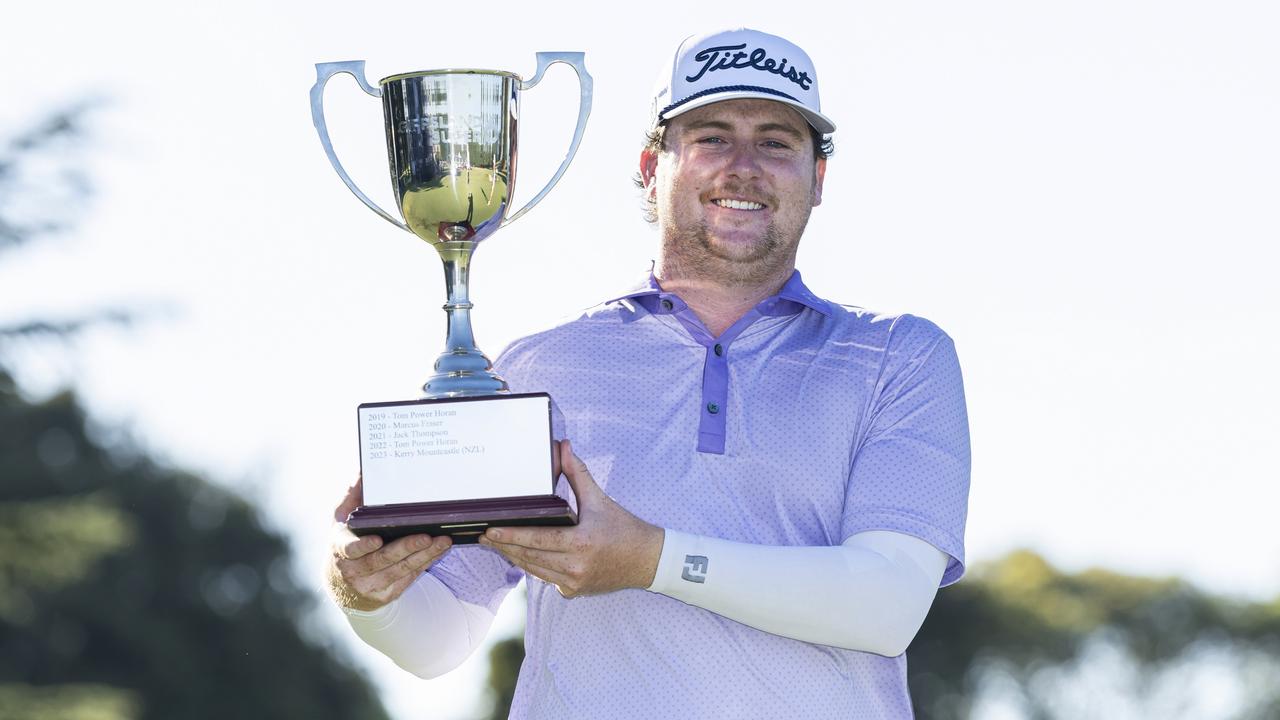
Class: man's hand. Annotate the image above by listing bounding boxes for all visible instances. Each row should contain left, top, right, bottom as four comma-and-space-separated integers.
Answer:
479, 440, 664, 598
326, 476, 452, 612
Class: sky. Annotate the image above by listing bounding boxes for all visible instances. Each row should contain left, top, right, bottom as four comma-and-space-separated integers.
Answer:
2, 1, 1279, 718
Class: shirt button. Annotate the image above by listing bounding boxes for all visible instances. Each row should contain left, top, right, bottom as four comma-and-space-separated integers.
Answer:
713, 343, 723, 357
661, 298, 674, 311
706, 402, 720, 414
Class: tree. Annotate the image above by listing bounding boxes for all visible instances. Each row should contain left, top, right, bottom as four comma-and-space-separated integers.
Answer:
0, 107, 389, 720
481, 635, 524, 720
910, 550, 1280, 719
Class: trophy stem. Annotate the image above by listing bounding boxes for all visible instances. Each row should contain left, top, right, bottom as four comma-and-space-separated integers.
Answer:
422, 244, 509, 398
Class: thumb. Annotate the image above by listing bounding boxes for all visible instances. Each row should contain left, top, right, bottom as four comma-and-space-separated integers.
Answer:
334, 475, 363, 523
559, 440, 598, 502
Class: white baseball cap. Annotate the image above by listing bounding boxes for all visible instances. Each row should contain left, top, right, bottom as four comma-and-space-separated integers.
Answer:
650, 28, 836, 135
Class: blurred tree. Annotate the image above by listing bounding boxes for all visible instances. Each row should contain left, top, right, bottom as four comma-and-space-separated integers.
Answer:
0, 372, 389, 720
911, 550, 1280, 719
480, 551, 1280, 719
0, 101, 132, 344
0, 109, 389, 720
481, 636, 524, 720
0, 102, 91, 251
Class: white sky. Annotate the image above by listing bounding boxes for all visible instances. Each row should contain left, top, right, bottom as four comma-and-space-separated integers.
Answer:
3, 2, 1278, 718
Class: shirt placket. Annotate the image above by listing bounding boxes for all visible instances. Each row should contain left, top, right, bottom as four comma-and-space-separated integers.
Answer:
655, 293, 762, 455
697, 335, 731, 453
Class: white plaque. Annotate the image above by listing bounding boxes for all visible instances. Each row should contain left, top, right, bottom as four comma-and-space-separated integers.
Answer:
357, 394, 554, 506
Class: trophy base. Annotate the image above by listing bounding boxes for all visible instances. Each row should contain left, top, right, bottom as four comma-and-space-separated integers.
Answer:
347, 494, 576, 543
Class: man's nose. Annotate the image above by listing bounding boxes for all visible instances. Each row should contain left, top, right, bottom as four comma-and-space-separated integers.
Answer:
724, 143, 763, 178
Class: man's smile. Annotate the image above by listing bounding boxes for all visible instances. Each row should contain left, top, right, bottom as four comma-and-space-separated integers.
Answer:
710, 198, 766, 211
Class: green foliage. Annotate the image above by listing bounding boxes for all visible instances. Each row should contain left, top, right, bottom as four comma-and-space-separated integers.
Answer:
0, 102, 95, 252
0, 492, 134, 621
0, 372, 390, 720
0, 103, 137, 345
909, 550, 1280, 719
0, 683, 138, 720
481, 637, 525, 720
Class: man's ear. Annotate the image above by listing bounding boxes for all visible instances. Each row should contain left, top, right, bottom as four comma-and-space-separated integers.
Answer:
812, 157, 827, 207
639, 148, 659, 200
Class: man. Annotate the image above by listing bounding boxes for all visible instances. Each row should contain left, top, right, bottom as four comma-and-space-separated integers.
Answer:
327, 28, 970, 719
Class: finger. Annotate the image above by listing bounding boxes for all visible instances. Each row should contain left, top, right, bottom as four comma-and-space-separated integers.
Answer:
558, 440, 598, 503
358, 552, 435, 603
482, 538, 572, 573
360, 534, 440, 574
339, 533, 431, 577
335, 531, 383, 561
483, 525, 571, 551
362, 537, 452, 594
377, 561, 433, 604
334, 475, 364, 523
487, 544, 576, 590
532, 566, 578, 594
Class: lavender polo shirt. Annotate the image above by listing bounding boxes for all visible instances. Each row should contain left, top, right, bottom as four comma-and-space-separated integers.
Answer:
428, 270, 971, 719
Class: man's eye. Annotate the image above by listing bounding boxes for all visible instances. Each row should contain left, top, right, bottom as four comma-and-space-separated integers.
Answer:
763, 140, 791, 149
698, 136, 726, 145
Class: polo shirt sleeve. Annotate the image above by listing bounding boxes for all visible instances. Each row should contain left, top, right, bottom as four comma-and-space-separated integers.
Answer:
841, 314, 971, 587
428, 546, 525, 615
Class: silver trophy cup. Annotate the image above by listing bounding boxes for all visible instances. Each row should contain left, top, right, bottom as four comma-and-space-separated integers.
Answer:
310, 54, 592, 540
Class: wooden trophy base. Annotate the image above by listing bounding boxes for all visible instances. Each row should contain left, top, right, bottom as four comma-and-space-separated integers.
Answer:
346, 494, 577, 543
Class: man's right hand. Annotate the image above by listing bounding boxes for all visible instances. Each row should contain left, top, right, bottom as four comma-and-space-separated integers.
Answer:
327, 476, 453, 612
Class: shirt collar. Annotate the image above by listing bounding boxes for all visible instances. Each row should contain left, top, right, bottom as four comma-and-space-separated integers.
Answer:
605, 267, 833, 318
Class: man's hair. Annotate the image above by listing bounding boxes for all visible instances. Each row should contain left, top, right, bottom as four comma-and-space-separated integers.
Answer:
632, 124, 834, 224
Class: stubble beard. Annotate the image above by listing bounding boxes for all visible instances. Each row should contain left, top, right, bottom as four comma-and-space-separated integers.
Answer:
662, 215, 805, 288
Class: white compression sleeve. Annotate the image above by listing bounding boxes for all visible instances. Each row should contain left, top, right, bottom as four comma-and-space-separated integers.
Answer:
647, 530, 949, 656
343, 571, 495, 679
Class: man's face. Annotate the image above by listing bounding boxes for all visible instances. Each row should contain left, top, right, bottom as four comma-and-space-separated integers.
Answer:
641, 98, 826, 285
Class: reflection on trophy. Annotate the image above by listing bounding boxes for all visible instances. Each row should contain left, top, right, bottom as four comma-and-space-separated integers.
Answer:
310, 53, 592, 541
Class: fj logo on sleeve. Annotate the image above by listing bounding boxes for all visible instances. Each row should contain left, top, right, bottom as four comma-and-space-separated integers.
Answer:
682, 555, 708, 583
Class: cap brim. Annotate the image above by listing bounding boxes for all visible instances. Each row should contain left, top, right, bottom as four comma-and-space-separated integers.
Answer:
661, 90, 836, 135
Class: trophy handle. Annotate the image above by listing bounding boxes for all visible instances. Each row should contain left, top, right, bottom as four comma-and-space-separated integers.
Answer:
503, 52, 594, 226
310, 61, 410, 232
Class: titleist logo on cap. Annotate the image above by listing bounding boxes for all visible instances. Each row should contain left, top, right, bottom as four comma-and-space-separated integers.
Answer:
651, 29, 836, 134
685, 43, 814, 91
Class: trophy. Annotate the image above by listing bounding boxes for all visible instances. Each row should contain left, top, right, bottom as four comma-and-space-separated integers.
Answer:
310, 53, 592, 542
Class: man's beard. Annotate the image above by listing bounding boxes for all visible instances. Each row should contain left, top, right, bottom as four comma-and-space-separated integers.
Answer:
663, 219, 792, 287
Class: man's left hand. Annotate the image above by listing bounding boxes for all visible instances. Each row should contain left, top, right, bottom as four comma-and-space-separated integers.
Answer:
479, 440, 664, 598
